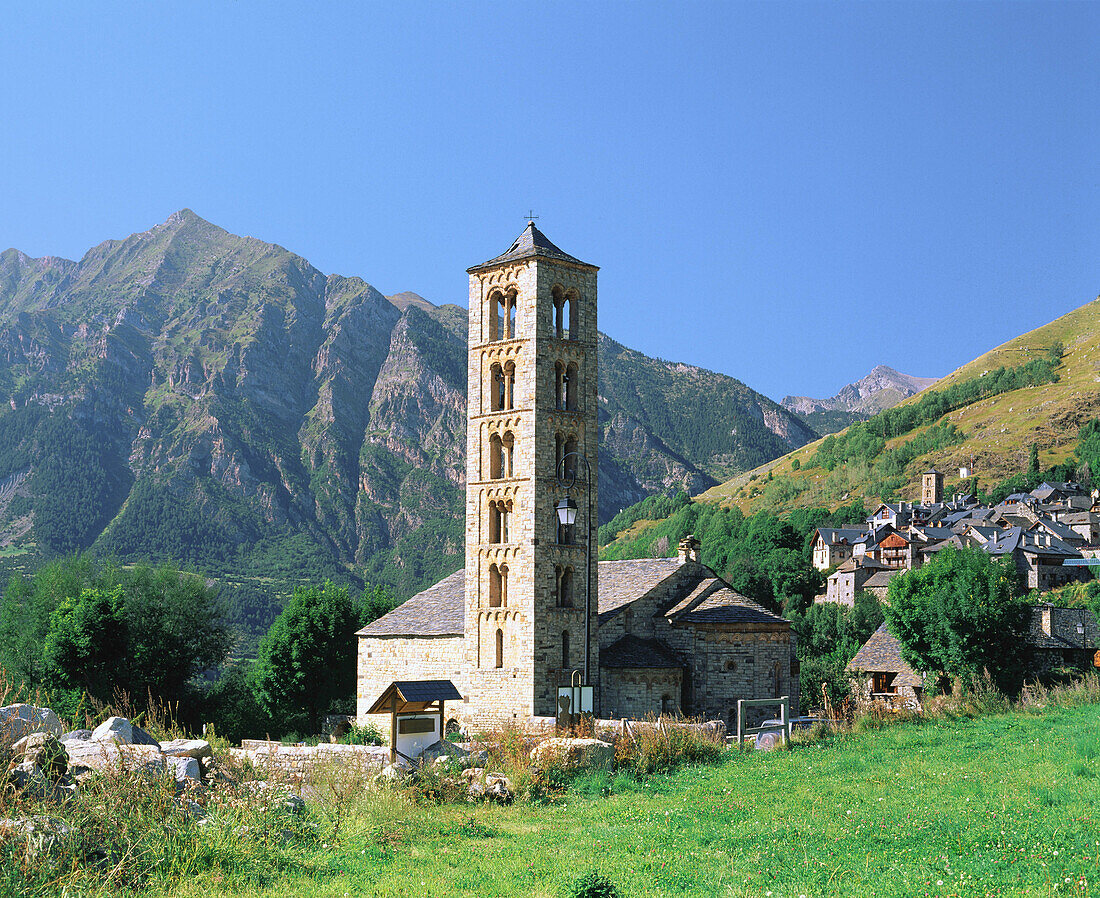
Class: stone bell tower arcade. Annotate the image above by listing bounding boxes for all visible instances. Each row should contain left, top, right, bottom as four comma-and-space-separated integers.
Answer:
461, 223, 599, 721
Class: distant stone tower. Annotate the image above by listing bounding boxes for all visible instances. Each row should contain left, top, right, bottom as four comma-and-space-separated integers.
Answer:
921, 467, 944, 505
461, 223, 599, 723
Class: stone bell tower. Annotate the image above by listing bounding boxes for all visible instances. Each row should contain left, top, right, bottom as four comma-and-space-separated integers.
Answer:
462, 223, 599, 723
921, 467, 944, 505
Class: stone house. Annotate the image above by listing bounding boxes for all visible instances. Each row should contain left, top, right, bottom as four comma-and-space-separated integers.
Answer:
355, 225, 799, 731
846, 623, 925, 710
983, 527, 1085, 592
818, 556, 889, 607
810, 527, 867, 571
1027, 604, 1100, 676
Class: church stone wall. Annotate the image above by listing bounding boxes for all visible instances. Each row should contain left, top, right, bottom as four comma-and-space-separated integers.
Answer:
356, 635, 465, 722
602, 668, 683, 720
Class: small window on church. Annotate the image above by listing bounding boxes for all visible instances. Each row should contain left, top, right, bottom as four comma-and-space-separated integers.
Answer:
489, 564, 503, 607
489, 501, 510, 543
557, 567, 574, 607
506, 290, 517, 340
503, 361, 515, 410
489, 433, 503, 479
490, 365, 504, 411
490, 291, 505, 342
566, 363, 578, 411
495, 628, 504, 668
502, 432, 514, 478
562, 631, 570, 671
563, 437, 578, 478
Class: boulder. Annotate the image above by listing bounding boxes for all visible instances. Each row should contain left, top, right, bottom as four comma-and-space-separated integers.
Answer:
0, 704, 63, 748
12, 733, 69, 780
419, 740, 469, 765
91, 717, 159, 747
530, 737, 614, 771
754, 731, 784, 752
60, 730, 93, 743
65, 740, 164, 781
160, 738, 213, 760
0, 816, 75, 859
167, 755, 202, 785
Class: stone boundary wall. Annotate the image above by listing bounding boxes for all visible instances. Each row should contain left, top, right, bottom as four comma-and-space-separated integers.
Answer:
232, 741, 389, 776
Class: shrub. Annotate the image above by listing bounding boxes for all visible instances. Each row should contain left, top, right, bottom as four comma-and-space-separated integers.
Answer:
614, 720, 725, 776
566, 870, 622, 898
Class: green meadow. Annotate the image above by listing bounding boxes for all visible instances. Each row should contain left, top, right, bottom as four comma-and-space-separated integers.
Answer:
142, 702, 1100, 898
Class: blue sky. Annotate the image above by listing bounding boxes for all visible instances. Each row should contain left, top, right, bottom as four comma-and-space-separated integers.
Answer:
2, 3, 1098, 401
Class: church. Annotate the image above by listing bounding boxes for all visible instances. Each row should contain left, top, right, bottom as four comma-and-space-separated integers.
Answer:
355, 224, 800, 730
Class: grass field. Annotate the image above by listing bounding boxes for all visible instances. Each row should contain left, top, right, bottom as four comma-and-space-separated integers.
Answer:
139, 701, 1100, 898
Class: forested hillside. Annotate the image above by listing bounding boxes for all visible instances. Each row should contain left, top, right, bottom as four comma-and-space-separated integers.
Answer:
0, 211, 815, 644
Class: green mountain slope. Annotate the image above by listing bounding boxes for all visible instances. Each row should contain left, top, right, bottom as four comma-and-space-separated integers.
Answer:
698, 296, 1100, 515
0, 211, 816, 638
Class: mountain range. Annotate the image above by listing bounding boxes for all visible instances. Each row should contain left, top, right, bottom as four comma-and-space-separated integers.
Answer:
0, 210, 817, 633
782, 366, 939, 435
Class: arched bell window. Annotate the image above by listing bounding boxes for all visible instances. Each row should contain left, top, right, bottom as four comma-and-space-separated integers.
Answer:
495, 628, 504, 668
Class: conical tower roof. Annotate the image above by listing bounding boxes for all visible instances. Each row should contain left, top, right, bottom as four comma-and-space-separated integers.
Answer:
468, 221, 597, 272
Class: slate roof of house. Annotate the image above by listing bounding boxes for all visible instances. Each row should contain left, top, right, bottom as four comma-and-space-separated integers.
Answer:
600, 634, 684, 669
984, 526, 1081, 558
1032, 517, 1081, 543
467, 221, 596, 272
846, 623, 924, 687
598, 558, 690, 620
815, 527, 867, 545
864, 570, 902, 589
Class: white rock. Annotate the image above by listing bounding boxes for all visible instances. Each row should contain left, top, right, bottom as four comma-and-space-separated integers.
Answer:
65, 740, 164, 779
167, 755, 201, 784
91, 717, 159, 746
160, 738, 213, 760
530, 737, 614, 771
0, 704, 63, 748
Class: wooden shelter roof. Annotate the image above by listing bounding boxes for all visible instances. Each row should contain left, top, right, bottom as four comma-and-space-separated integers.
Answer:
364, 679, 462, 714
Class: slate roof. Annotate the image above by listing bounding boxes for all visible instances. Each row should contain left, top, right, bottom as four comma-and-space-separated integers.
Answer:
362, 558, 690, 638
984, 526, 1081, 558
359, 557, 788, 638
600, 635, 684, 669
670, 585, 786, 625
364, 679, 463, 714
846, 623, 924, 687
467, 222, 596, 272
357, 569, 466, 638
864, 570, 902, 589
598, 558, 691, 621
815, 527, 867, 545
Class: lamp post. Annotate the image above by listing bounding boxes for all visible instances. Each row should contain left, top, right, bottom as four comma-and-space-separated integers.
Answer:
556, 452, 592, 686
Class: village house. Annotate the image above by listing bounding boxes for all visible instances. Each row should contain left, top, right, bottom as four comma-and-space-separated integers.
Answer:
355, 225, 799, 732
848, 606, 1100, 710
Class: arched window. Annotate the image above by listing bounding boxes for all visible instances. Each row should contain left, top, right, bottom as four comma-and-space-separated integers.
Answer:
662, 694, 674, 714
555, 362, 566, 410
562, 631, 570, 671
489, 433, 503, 479
553, 287, 575, 340
489, 501, 510, 543
495, 628, 504, 668
556, 566, 574, 606
489, 564, 503, 607
772, 662, 781, 698
506, 290, 517, 340
490, 364, 505, 411
501, 431, 514, 478
566, 362, 578, 411
563, 436, 578, 478
489, 291, 505, 342
555, 433, 564, 472
503, 361, 515, 410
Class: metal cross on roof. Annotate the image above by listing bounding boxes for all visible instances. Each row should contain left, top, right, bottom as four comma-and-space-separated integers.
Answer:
524, 210, 540, 222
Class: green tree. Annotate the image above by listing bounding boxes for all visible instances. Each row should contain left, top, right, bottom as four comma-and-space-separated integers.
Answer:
885, 546, 1030, 693
41, 586, 129, 707
249, 581, 362, 734
1028, 442, 1040, 476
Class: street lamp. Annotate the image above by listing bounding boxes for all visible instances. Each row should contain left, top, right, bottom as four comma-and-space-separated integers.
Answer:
556, 452, 592, 687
